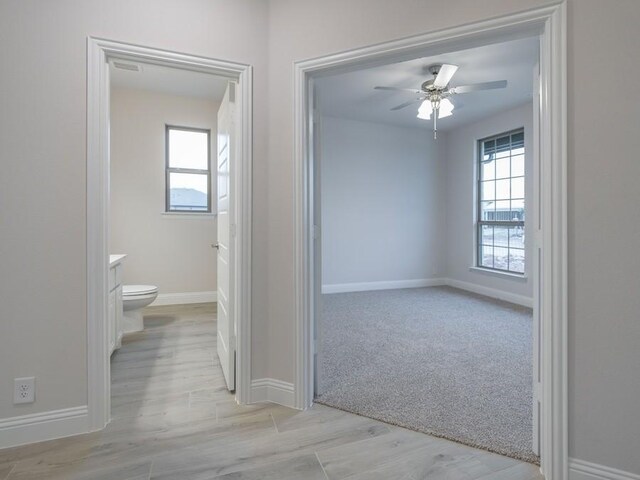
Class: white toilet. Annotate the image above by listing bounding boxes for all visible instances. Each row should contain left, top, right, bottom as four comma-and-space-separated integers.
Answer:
122, 285, 158, 333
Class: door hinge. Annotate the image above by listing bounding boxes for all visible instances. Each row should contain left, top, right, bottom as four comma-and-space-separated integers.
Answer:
231, 223, 237, 237
313, 225, 320, 240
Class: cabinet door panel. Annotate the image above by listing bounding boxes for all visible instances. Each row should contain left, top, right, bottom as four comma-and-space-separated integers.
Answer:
108, 290, 116, 355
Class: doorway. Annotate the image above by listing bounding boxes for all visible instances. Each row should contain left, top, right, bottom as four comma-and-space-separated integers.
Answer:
86, 38, 253, 431
294, 4, 567, 479
311, 36, 539, 463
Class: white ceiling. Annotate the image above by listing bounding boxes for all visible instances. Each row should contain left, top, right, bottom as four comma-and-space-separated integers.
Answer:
110, 61, 229, 101
315, 36, 539, 131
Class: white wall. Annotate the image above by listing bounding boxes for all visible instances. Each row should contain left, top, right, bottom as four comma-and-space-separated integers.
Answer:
0, 0, 271, 422
110, 88, 218, 295
1, 0, 640, 475
320, 116, 446, 290
445, 102, 534, 301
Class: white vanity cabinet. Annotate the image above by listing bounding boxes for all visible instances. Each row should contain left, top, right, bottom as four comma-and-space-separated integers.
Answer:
109, 255, 126, 355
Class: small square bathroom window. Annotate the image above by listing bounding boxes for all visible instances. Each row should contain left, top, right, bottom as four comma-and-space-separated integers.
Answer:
165, 125, 211, 212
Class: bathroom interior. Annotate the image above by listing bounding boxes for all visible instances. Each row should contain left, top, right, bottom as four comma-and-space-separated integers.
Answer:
106, 59, 228, 394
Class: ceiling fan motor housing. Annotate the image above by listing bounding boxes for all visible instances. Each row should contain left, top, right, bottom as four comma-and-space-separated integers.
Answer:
421, 79, 437, 91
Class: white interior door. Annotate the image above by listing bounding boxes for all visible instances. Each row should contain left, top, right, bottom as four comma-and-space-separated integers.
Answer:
216, 82, 236, 391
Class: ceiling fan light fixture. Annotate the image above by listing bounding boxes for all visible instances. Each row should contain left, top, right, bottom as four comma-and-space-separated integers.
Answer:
416, 97, 454, 120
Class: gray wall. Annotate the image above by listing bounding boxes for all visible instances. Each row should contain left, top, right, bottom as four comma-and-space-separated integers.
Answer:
110, 88, 218, 295
445, 102, 534, 299
1, 0, 639, 474
320, 116, 446, 287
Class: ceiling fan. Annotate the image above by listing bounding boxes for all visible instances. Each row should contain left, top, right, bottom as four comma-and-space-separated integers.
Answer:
374, 64, 507, 139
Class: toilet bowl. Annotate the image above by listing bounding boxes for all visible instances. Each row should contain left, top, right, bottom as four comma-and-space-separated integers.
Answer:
122, 285, 158, 333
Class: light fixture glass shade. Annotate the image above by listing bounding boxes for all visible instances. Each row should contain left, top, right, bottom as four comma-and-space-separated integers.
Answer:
417, 100, 433, 119
439, 98, 454, 117
416, 97, 454, 119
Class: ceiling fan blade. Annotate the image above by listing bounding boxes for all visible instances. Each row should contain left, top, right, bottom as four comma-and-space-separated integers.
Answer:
433, 64, 459, 88
451, 80, 507, 94
374, 86, 422, 95
390, 98, 423, 111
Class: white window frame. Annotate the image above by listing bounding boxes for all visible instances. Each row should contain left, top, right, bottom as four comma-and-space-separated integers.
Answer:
165, 125, 212, 213
476, 128, 526, 275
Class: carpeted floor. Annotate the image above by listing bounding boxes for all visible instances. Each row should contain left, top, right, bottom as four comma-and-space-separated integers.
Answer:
316, 286, 538, 464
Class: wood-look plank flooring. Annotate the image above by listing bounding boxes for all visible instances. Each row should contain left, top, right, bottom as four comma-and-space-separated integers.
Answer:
0, 303, 543, 480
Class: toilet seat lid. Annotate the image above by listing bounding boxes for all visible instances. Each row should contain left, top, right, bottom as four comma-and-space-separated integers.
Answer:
123, 285, 158, 296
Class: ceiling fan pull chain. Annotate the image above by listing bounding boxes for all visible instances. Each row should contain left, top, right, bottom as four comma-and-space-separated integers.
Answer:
433, 107, 438, 139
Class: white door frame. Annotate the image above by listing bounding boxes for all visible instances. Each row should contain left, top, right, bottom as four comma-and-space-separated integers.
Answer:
293, 3, 567, 479
87, 38, 253, 431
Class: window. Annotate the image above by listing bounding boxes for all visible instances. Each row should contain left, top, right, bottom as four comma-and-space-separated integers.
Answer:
477, 129, 525, 274
165, 125, 211, 213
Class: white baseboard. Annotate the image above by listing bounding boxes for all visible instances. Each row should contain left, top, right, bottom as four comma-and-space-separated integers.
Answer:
151, 291, 217, 306
322, 278, 446, 294
444, 278, 533, 308
0, 405, 89, 450
320, 277, 532, 308
570, 458, 640, 480
250, 378, 295, 408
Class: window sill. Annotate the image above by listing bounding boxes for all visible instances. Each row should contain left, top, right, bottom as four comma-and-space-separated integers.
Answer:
161, 212, 217, 217
469, 266, 528, 281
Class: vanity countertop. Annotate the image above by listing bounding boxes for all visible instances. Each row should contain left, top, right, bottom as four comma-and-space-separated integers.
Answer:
109, 254, 127, 267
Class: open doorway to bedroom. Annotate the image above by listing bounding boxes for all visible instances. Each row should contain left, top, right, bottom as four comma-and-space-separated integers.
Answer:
312, 36, 540, 463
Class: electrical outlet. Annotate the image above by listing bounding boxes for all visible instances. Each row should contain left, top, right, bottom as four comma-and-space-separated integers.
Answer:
14, 377, 35, 404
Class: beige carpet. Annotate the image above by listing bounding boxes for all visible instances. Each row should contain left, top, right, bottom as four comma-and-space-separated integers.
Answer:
316, 286, 538, 464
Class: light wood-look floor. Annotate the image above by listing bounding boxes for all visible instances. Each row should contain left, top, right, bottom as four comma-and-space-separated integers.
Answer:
0, 303, 543, 480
